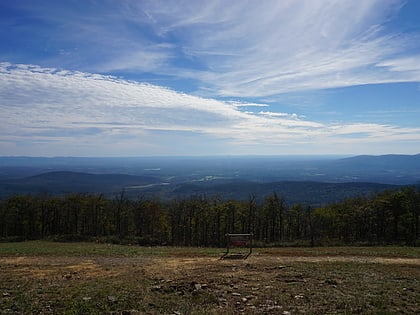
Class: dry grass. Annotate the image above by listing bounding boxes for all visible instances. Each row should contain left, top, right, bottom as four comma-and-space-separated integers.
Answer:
1, 242, 419, 314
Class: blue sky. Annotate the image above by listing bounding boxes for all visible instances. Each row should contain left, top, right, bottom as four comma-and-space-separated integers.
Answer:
1, 0, 420, 156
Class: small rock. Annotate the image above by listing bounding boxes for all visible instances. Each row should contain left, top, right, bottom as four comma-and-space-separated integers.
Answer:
294, 294, 304, 299
150, 285, 162, 292
107, 295, 118, 303
282, 311, 291, 315
241, 297, 248, 302
2, 292, 10, 297
232, 292, 241, 296
82, 296, 91, 301
173, 311, 181, 315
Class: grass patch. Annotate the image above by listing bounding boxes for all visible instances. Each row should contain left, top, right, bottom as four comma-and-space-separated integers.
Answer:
258, 245, 420, 258
0, 241, 223, 257
1, 241, 419, 258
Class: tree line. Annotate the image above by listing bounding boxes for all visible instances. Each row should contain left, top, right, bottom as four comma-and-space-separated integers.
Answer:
0, 187, 419, 246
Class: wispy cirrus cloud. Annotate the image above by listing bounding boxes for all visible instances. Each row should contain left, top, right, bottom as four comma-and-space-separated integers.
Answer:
1, 63, 420, 156
101, 0, 420, 97
3, 0, 419, 99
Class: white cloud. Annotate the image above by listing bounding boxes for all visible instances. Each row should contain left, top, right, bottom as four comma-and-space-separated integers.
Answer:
376, 55, 420, 73
1, 63, 420, 156
226, 101, 269, 108
4, 0, 419, 99
121, 0, 419, 96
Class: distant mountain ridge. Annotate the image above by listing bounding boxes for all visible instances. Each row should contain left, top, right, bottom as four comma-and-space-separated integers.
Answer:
319, 154, 420, 184
0, 171, 160, 196
0, 154, 419, 205
171, 180, 398, 206
338, 153, 420, 167
0, 170, 399, 206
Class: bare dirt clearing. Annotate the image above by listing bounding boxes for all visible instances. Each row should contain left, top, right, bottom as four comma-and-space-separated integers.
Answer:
1, 245, 420, 314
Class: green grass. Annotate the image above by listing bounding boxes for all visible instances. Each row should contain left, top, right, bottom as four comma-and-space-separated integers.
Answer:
0, 240, 223, 257
1, 241, 419, 258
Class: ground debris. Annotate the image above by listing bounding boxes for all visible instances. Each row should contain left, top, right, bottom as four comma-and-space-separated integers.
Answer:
264, 265, 287, 271
324, 278, 338, 285
2, 246, 420, 315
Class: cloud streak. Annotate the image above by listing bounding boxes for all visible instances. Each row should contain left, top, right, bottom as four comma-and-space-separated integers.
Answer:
3, 0, 419, 99
78, 0, 420, 97
1, 63, 420, 156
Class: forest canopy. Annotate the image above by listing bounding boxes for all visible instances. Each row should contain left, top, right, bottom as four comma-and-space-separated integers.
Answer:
1, 187, 419, 246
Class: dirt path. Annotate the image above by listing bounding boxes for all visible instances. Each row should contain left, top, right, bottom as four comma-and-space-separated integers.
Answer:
0, 255, 420, 269
1, 254, 420, 276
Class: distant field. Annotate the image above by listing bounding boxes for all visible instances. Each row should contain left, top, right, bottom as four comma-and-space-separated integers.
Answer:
1, 242, 419, 314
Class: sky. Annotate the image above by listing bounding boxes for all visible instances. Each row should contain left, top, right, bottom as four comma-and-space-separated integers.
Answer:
1, 0, 420, 157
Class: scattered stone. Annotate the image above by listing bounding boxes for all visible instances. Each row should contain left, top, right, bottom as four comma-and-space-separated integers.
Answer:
150, 285, 162, 292
294, 294, 304, 299
241, 297, 248, 302
282, 311, 291, 315
267, 305, 282, 311
107, 295, 118, 303
232, 292, 241, 296
2, 292, 10, 297
172, 311, 182, 315
82, 296, 91, 301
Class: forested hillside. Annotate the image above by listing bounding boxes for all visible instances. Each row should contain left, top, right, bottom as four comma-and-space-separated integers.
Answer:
1, 186, 419, 246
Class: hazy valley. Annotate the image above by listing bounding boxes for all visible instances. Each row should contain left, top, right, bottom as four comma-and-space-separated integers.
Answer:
1, 154, 419, 205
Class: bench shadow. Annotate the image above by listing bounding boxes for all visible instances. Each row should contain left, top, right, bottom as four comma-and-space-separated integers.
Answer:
220, 253, 251, 260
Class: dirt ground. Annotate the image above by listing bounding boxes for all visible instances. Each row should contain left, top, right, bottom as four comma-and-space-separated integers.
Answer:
1, 250, 420, 314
